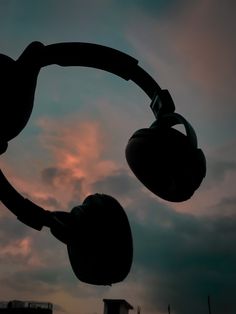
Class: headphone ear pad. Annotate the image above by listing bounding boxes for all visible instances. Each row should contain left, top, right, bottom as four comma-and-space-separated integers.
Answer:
67, 194, 133, 285
125, 126, 206, 202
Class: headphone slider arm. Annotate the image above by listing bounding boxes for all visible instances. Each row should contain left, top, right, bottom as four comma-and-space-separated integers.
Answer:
150, 89, 175, 118
17, 199, 49, 231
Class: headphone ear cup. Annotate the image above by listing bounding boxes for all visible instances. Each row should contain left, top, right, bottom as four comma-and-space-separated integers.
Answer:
126, 125, 206, 202
67, 194, 133, 285
0, 42, 43, 154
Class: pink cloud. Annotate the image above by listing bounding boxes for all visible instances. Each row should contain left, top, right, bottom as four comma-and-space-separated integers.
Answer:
0, 237, 31, 257
0, 92, 147, 215
126, 0, 236, 118
0, 236, 44, 267
38, 116, 117, 173
0, 114, 120, 212
36, 115, 119, 206
170, 1, 236, 98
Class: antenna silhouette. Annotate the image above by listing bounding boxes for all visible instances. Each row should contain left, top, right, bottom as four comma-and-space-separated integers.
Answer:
168, 304, 171, 314
208, 295, 212, 314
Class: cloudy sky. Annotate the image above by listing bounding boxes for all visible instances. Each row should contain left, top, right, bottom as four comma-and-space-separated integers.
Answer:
0, 1, 236, 314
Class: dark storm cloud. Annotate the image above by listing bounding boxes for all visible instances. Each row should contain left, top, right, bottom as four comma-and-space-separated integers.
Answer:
41, 166, 85, 209
0, 263, 109, 300
198, 143, 236, 210
0, 268, 66, 295
85, 166, 236, 313
1, 167, 235, 313
41, 167, 73, 186
202, 157, 236, 196
213, 160, 236, 179
92, 169, 140, 198
128, 195, 236, 314
207, 159, 236, 183
0, 212, 30, 244
208, 196, 236, 217
42, 167, 84, 193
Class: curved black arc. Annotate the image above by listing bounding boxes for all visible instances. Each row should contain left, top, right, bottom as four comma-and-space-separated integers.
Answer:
0, 170, 48, 230
0, 170, 26, 215
0, 42, 162, 229
41, 43, 162, 99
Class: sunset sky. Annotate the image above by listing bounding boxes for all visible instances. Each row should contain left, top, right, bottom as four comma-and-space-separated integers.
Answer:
0, 1, 236, 314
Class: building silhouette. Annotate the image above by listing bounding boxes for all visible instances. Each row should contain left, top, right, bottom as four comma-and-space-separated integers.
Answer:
0, 301, 52, 314
0, 298, 133, 314
103, 299, 133, 314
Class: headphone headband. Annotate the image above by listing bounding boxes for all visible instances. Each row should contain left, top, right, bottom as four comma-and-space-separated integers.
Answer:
0, 41, 206, 285
18, 42, 160, 98
0, 170, 49, 230
0, 41, 182, 227
19, 42, 176, 111
0, 41, 176, 149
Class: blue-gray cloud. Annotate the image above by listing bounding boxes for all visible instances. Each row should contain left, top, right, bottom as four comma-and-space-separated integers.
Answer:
0, 213, 29, 243
90, 169, 236, 314
0, 1, 235, 314
91, 169, 140, 198
1, 165, 236, 314
92, 161, 235, 314
129, 195, 236, 314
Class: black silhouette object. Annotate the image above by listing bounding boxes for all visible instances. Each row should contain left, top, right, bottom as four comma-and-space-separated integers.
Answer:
0, 42, 206, 285
0, 171, 132, 285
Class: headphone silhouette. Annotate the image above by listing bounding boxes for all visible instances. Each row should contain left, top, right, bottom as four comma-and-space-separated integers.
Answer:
0, 42, 206, 285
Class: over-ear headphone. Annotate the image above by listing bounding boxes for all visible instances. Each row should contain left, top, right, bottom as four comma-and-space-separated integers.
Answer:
126, 112, 206, 202
0, 42, 206, 285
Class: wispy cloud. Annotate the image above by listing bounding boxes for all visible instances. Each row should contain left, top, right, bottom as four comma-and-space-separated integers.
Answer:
37, 115, 119, 207
126, 0, 236, 134
0, 1, 235, 314
127, 196, 236, 314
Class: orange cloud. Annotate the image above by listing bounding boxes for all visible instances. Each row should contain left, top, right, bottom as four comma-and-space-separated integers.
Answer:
0, 237, 31, 257
0, 113, 120, 213
36, 115, 119, 206
39, 116, 117, 173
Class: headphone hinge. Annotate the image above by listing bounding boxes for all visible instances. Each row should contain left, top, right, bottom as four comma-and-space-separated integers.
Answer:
150, 89, 175, 119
